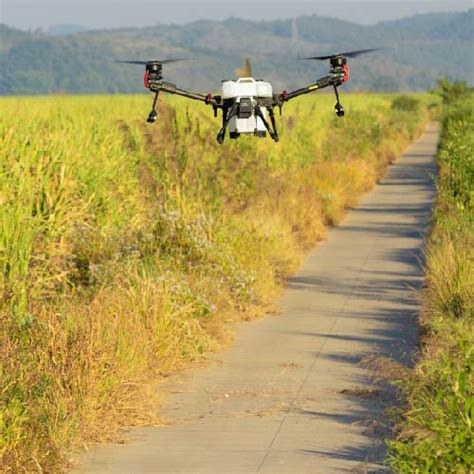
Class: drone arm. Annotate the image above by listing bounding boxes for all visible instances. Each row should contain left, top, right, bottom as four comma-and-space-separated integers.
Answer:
276, 68, 348, 117
156, 83, 222, 110
159, 83, 208, 102
278, 75, 335, 103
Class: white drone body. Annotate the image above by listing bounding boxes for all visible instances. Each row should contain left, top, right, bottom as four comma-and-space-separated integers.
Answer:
221, 78, 273, 137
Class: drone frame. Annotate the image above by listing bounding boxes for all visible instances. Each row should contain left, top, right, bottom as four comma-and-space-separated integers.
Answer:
122, 51, 373, 144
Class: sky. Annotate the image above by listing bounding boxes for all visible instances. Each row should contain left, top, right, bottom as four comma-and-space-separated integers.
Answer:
1, 0, 472, 30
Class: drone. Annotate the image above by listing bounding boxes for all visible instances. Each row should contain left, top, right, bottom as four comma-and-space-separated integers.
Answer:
117, 48, 378, 144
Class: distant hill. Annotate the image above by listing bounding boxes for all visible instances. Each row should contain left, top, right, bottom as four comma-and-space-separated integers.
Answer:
47, 24, 89, 36
1, 10, 473, 95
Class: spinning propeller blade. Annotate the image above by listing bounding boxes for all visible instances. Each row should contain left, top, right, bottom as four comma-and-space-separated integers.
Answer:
115, 58, 190, 65
301, 48, 380, 61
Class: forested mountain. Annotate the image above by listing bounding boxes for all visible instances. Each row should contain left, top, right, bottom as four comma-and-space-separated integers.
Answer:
1, 9, 472, 95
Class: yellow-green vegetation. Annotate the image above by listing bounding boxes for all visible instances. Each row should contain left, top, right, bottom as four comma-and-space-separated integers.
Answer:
0, 93, 426, 472
389, 82, 473, 472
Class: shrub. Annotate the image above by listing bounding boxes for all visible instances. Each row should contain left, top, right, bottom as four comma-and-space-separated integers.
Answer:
434, 79, 470, 105
391, 95, 421, 113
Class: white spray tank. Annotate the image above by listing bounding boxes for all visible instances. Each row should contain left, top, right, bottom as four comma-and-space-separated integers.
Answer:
221, 78, 273, 137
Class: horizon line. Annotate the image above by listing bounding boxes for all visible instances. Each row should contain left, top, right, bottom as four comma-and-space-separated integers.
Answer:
2, 6, 473, 33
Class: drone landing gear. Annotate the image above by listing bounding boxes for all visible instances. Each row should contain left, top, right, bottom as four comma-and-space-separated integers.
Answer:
216, 129, 227, 144
147, 91, 160, 123
217, 103, 238, 144
268, 108, 279, 142
255, 106, 279, 142
333, 85, 345, 117
216, 103, 279, 144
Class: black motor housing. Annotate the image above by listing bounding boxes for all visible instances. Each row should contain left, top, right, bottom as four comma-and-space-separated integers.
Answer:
145, 62, 163, 91
330, 56, 347, 74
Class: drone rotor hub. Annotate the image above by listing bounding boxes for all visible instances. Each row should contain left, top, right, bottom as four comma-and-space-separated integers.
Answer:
146, 61, 162, 72
145, 62, 164, 91
329, 56, 347, 68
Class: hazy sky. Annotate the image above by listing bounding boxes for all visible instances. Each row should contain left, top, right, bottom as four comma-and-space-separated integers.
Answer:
1, 0, 472, 30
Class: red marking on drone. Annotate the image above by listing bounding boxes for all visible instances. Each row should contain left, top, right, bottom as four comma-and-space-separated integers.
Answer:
144, 71, 150, 89
205, 93, 213, 104
342, 64, 350, 82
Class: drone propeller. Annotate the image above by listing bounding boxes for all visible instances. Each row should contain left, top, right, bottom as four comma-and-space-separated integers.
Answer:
115, 58, 190, 65
301, 48, 380, 61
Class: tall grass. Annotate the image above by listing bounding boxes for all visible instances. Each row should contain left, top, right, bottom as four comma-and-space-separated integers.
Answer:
388, 90, 473, 472
0, 93, 426, 472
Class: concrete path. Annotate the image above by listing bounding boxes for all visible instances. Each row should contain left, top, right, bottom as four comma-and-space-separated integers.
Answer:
75, 123, 439, 473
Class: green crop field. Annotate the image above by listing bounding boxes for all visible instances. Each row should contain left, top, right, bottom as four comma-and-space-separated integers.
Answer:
0, 93, 428, 472
389, 84, 473, 473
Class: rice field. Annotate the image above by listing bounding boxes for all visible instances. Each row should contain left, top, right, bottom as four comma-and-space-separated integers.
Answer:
0, 92, 427, 472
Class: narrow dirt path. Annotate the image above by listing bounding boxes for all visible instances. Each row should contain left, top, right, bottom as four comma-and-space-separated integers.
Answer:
75, 123, 439, 473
